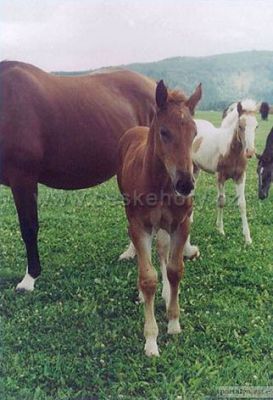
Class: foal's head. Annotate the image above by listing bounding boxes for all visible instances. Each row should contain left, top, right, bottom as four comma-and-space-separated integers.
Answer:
236, 100, 258, 158
153, 80, 202, 197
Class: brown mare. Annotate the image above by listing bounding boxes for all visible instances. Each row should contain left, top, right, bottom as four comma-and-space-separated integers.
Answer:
0, 61, 156, 291
117, 80, 201, 356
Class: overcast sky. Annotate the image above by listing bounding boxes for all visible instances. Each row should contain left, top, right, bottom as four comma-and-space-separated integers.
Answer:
1, 0, 273, 72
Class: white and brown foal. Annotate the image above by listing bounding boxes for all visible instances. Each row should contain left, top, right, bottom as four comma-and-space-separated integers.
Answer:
117, 80, 201, 356
192, 99, 258, 244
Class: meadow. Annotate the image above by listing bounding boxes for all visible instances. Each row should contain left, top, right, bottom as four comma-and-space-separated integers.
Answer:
1, 111, 272, 400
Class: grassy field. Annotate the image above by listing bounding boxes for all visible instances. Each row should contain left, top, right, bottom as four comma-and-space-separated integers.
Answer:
1, 112, 272, 400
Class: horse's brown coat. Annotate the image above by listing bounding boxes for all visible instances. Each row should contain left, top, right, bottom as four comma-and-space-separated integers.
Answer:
0, 60, 157, 287
0, 61, 156, 189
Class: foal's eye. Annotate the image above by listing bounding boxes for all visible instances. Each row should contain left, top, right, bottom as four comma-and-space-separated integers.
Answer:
160, 127, 172, 143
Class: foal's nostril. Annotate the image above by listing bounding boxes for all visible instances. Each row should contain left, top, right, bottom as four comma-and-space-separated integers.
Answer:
175, 179, 194, 196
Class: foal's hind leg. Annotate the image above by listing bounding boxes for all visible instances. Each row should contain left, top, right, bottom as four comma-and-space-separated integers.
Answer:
235, 173, 252, 244
156, 229, 170, 307
183, 165, 200, 259
10, 175, 40, 291
216, 178, 226, 235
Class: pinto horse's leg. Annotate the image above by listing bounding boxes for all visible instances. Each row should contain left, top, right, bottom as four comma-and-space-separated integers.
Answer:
166, 217, 189, 335
235, 173, 252, 244
156, 229, 170, 306
216, 179, 226, 235
10, 176, 40, 291
129, 224, 158, 357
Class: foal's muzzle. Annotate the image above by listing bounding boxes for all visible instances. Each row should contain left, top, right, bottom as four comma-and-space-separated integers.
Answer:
174, 172, 195, 197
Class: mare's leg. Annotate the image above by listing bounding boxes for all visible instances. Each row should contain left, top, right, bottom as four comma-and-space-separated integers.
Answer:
10, 174, 40, 291
156, 229, 170, 305
216, 178, 226, 235
167, 217, 189, 335
235, 173, 252, 244
129, 224, 158, 357
118, 240, 136, 261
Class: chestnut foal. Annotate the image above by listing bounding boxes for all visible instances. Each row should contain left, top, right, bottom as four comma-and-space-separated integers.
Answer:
117, 80, 201, 356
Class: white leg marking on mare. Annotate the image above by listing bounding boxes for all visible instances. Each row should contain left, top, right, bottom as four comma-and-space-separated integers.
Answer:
183, 235, 200, 259
118, 241, 136, 261
216, 181, 225, 235
16, 272, 36, 292
235, 173, 252, 244
168, 318, 182, 335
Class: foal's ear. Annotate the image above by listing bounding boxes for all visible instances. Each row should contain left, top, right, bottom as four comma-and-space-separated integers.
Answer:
156, 80, 168, 109
237, 102, 243, 116
186, 83, 202, 115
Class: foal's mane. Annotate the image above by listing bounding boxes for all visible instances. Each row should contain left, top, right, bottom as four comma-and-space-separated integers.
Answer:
167, 90, 187, 106
241, 99, 257, 113
221, 106, 238, 129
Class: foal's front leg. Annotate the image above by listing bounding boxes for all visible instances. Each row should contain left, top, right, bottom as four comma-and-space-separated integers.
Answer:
216, 179, 226, 235
166, 217, 189, 335
129, 224, 159, 356
235, 173, 252, 244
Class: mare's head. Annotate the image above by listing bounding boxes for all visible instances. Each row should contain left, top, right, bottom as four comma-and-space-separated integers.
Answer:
236, 100, 258, 158
153, 80, 202, 197
256, 127, 273, 200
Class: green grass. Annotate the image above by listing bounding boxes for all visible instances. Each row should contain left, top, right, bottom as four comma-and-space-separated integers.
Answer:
1, 112, 273, 400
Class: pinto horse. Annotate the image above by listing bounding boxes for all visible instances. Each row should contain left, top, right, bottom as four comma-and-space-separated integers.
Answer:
192, 99, 258, 244
117, 80, 201, 356
0, 60, 156, 291
257, 127, 273, 199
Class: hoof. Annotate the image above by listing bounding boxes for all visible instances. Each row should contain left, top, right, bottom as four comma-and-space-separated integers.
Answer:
217, 228, 225, 236
15, 274, 35, 292
245, 237, 252, 245
168, 319, 182, 335
144, 338, 159, 357
118, 244, 136, 261
184, 245, 200, 260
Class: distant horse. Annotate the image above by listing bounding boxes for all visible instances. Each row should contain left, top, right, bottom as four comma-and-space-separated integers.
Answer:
117, 80, 201, 356
192, 100, 258, 244
0, 61, 156, 291
256, 127, 273, 199
260, 102, 270, 120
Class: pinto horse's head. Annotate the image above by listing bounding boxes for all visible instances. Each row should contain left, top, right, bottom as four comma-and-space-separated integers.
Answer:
256, 153, 273, 200
237, 100, 258, 159
154, 80, 202, 197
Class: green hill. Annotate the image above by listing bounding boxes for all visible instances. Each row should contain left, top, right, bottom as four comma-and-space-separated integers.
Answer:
54, 51, 273, 110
